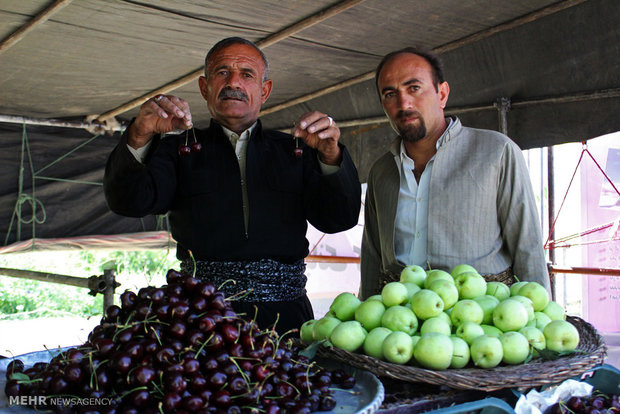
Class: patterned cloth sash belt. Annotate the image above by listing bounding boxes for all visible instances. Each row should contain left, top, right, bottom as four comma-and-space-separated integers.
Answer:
379, 266, 515, 288
181, 258, 307, 302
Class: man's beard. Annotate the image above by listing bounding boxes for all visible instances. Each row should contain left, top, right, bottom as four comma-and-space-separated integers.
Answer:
397, 110, 426, 143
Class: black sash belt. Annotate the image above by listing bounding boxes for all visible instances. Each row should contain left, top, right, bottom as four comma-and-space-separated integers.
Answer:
181, 258, 307, 302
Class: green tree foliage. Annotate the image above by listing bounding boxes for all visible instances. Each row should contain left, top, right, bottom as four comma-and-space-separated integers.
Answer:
0, 250, 180, 319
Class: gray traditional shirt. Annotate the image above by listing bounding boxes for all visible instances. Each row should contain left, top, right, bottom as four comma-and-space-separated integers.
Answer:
361, 117, 549, 299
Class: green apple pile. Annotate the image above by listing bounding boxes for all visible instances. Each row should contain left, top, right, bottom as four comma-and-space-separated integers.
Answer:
300, 264, 580, 370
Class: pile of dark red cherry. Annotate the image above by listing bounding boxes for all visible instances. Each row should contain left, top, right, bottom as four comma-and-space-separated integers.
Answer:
546, 392, 620, 414
4, 269, 355, 414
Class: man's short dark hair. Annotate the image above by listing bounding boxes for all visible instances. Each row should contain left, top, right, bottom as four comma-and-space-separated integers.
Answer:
375, 47, 445, 94
204, 37, 269, 82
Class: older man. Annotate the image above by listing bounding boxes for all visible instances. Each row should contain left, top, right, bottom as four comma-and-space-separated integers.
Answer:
360, 47, 549, 299
104, 37, 361, 334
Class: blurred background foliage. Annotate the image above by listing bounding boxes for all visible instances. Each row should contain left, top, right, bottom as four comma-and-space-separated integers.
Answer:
0, 250, 180, 320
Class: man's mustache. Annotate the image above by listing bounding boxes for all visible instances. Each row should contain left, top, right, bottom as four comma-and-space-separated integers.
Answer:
218, 88, 248, 101
397, 110, 421, 120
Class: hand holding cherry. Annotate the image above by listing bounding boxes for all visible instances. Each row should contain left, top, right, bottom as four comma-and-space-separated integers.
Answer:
128, 94, 193, 150
292, 111, 342, 165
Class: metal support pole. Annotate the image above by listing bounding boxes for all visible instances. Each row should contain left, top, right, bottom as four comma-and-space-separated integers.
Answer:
102, 268, 116, 312
0, 267, 119, 313
0, 267, 91, 288
547, 146, 556, 299
495, 97, 511, 135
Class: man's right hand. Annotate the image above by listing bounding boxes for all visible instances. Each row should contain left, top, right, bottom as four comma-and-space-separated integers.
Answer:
127, 94, 193, 149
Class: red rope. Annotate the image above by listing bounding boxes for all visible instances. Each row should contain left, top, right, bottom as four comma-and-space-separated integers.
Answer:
552, 220, 618, 245
584, 146, 620, 197
545, 141, 620, 250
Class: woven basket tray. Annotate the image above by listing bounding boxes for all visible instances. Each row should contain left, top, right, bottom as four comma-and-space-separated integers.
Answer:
315, 316, 607, 392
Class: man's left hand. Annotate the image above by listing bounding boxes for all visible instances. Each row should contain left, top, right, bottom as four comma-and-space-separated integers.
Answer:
292, 111, 342, 165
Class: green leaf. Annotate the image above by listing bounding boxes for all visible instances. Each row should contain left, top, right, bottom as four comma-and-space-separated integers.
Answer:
537, 348, 584, 360
10, 372, 30, 382
299, 340, 330, 359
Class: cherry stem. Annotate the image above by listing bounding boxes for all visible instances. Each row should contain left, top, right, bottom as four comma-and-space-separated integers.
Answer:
188, 250, 197, 279
283, 380, 301, 398
217, 278, 237, 291
228, 357, 252, 391
150, 380, 165, 397
227, 288, 252, 301
195, 332, 214, 356
119, 385, 148, 399
268, 313, 281, 336
330, 387, 358, 394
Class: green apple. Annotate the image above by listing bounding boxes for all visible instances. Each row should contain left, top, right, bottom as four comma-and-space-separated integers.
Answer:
300, 319, 317, 343
454, 272, 487, 299
382, 331, 414, 364
428, 279, 459, 310
492, 298, 529, 332
381, 305, 418, 335
542, 301, 566, 321
449, 336, 470, 368
363, 327, 392, 359
473, 295, 500, 325
519, 326, 546, 354
455, 321, 485, 345
518, 282, 550, 311
329, 292, 361, 321
312, 316, 341, 341
499, 331, 530, 364
420, 316, 452, 336
470, 335, 503, 368
543, 320, 580, 352
526, 311, 552, 331
435, 311, 453, 329
450, 299, 484, 326
410, 335, 421, 349
511, 295, 535, 322
413, 332, 453, 370
424, 269, 454, 289
400, 265, 427, 287
450, 264, 479, 278
355, 299, 386, 331
403, 282, 422, 300
486, 281, 511, 302
330, 320, 367, 352
510, 281, 529, 296
481, 324, 503, 337
381, 281, 409, 307
367, 294, 383, 302
410, 289, 444, 320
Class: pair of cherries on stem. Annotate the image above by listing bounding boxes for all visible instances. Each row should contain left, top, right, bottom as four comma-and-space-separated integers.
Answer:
293, 136, 303, 158
178, 128, 201, 156
292, 120, 303, 158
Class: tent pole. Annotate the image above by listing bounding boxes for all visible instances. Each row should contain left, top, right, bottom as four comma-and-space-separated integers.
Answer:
274, 88, 620, 132
95, 0, 365, 122
0, 114, 124, 132
0, 0, 73, 55
260, 0, 587, 116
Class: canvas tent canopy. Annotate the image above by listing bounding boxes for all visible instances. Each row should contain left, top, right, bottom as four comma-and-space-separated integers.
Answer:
0, 0, 618, 252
